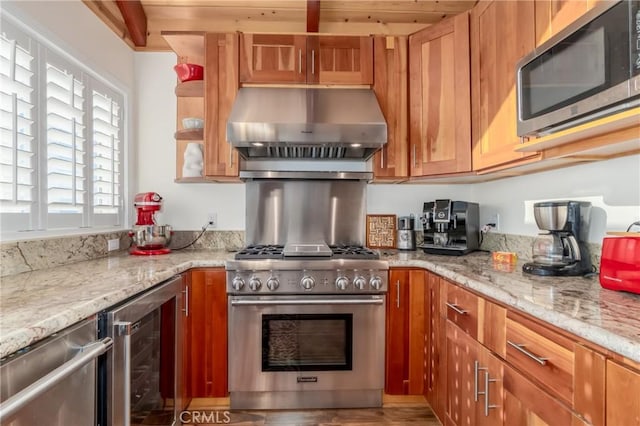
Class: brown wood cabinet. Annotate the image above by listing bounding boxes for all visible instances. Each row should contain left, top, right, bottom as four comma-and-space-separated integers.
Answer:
180, 272, 192, 410
385, 268, 425, 395
187, 268, 228, 397
535, 0, 596, 46
424, 272, 446, 422
372, 36, 409, 182
163, 32, 240, 181
409, 12, 472, 177
203, 33, 240, 179
470, 0, 540, 172
240, 34, 373, 85
606, 360, 640, 426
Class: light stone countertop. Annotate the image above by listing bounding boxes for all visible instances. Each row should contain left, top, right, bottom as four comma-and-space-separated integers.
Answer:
1, 249, 639, 363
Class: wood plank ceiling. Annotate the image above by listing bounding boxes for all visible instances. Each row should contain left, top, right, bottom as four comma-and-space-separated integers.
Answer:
83, 0, 477, 51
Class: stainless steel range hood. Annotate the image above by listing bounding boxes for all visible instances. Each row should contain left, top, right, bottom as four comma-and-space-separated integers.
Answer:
227, 87, 387, 160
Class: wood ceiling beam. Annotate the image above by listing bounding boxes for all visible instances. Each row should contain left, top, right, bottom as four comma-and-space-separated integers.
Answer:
116, 0, 148, 47
307, 0, 320, 32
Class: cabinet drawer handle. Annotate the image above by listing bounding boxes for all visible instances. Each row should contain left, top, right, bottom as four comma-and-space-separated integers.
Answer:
182, 285, 189, 317
395, 280, 400, 308
311, 49, 315, 75
474, 360, 486, 402
507, 341, 548, 365
484, 370, 499, 416
446, 302, 467, 315
298, 49, 302, 74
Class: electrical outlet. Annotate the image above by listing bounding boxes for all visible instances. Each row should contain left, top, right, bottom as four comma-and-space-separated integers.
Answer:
107, 238, 120, 251
207, 212, 217, 228
488, 213, 501, 231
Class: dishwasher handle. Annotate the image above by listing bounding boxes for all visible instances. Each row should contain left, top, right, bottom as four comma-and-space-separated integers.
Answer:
0, 337, 113, 423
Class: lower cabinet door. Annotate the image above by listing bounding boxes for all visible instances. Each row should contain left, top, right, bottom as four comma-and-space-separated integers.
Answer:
503, 361, 576, 426
189, 268, 228, 397
445, 321, 481, 426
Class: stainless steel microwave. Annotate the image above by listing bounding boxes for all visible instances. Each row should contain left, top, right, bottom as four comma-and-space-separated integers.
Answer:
516, 0, 640, 137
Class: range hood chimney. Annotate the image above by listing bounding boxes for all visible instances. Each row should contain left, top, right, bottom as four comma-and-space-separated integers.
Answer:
227, 87, 387, 160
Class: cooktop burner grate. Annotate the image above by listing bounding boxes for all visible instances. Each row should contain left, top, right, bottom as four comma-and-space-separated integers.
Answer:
234, 244, 379, 260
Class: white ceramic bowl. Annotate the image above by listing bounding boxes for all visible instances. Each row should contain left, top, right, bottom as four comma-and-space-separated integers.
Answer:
182, 117, 204, 129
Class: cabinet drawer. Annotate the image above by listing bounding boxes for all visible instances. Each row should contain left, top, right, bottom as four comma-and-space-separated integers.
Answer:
443, 282, 479, 339
506, 312, 574, 405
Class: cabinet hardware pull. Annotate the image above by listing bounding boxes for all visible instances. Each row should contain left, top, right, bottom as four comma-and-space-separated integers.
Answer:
507, 341, 548, 365
311, 50, 315, 75
446, 302, 467, 315
231, 298, 383, 306
396, 280, 400, 308
298, 49, 302, 74
412, 145, 417, 168
182, 285, 189, 317
484, 370, 498, 416
474, 360, 487, 402
380, 148, 385, 169
0, 337, 112, 424
229, 148, 234, 168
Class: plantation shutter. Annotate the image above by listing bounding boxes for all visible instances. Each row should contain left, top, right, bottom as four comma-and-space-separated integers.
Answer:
45, 52, 87, 229
91, 81, 123, 226
0, 21, 36, 232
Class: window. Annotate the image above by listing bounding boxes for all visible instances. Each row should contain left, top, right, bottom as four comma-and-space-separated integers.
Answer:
0, 16, 125, 235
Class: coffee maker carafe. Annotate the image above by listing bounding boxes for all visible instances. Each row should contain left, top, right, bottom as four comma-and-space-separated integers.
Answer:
523, 201, 592, 276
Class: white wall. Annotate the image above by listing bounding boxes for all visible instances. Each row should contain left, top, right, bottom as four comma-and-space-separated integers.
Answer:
472, 155, 640, 242
134, 53, 246, 230
135, 51, 640, 242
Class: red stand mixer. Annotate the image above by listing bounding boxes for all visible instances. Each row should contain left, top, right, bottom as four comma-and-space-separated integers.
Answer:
129, 192, 173, 255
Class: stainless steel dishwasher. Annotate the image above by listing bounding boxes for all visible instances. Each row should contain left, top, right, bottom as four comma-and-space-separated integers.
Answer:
0, 317, 112, 425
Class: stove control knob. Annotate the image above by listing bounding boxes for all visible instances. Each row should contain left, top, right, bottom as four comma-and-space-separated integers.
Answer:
370, 276, 383, 290
249, 276, 262, 292
266, 276, 280, 291
232, 276, 245, 291
335, 276, 350, 291
300, 276, 316, 290
353, 276, 367, 290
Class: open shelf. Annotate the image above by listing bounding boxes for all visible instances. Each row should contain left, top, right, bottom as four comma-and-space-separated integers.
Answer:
175, 129, 204, 140
175, 80, 204, 97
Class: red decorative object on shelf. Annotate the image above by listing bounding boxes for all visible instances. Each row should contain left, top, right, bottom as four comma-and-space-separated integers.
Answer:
174, 63, 203, 82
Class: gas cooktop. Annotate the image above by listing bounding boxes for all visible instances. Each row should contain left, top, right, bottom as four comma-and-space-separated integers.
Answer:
234, 244, 379, 260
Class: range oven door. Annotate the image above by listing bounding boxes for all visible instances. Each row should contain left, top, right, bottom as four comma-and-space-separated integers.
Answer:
228, 295, 385, 398
100, 276, 183, 426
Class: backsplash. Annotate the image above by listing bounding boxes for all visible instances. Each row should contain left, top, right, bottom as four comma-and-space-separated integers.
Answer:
479, 231, 602, 269
1, 230, 602, 277
0, 230, 245, 277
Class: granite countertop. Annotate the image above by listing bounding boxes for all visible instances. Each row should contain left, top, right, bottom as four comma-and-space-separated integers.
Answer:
1, 249, 639, 363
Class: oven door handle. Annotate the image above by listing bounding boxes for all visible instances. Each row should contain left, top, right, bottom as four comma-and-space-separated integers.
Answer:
0, 337, 112, 424
230, 298, 384, 306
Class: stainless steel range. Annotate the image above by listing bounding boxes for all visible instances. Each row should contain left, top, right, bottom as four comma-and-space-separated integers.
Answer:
226, 172, 389, 410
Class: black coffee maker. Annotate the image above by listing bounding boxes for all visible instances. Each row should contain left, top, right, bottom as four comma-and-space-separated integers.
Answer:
523, 201, 592, 276
421, 200, 479, 255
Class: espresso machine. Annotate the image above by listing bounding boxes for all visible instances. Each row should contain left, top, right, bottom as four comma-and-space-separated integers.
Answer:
397, 215, 416, 250
421, 200, 479, 255
129, 192, 173, 255
523, 200, 592, 276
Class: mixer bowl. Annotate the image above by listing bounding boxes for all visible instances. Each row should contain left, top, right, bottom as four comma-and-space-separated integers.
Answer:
130, 225, 172, 250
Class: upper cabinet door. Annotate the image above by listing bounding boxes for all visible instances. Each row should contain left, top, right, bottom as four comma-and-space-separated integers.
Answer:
470, 0, 539, 171
204, 33, 240, 179
239, 34, 373, 85
372, 36, 409, 182
535, 0, 589, 46
409, 12, 472, 177
309, 36, 374, 85
239, 34, 307, 84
